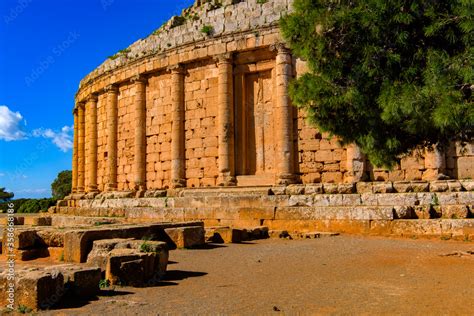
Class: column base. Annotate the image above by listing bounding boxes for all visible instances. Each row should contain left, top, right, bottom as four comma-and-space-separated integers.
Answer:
171, 178, 186, 189
106, 183, 118, 191
276, 173, 299, 185
84, 191, 99, 199
217, 173, 237, 187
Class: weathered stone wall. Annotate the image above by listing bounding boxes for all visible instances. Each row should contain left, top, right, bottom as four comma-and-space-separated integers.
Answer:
146, 72, 172, 189
71, 0, 473, 196
184, 60, 220, 188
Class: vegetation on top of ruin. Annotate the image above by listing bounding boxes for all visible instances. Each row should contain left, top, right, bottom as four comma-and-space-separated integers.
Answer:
281, 0, 473, 168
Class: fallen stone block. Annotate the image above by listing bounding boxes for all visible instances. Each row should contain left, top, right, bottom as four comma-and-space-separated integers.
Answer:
164, 226, 205, 248
54, 265, 101, 297
268, 230, 291, 239
36, 229, 65, 247
0, 269, 64, 311
116, 240, 169, 277
298, 232, 340, 239
63, 221, 203, 263
242, 226, 269, 241
205, 226, 243, 243
87, 238, 135, 270
2, 229, 42, 250
106, 248, 166, 287
24, 217, 52, 226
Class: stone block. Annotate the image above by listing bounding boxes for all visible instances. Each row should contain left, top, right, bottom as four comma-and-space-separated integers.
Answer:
205, 226, 243, 243
304, 183, 323, 194
164, 226, 205, 248
356, 182, 373, 194
87, 238, 135, 270
24, 217, 52, 226
48, 247, 65, 261
393, 206, 416, 219
268, 230, 291, 239
36, 229, 65, 247
430, 181, 449, 192
447, 180, 463, 192
3, 229, 42, 250
372, 182, 394, 193
323, 183, 338, 194
442, 205, 469, 219
49, 265, 101, 297
106, 248, 166, 287
242, 226, 269, 241
460, 180, 474, 191
338, 183, 355, 194
0, 216, 24, 226
286, 184, 305, 195
0, 269, 64, 311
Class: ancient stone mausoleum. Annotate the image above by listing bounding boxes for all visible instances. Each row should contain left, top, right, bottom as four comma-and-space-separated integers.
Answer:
70, 0, 473, 196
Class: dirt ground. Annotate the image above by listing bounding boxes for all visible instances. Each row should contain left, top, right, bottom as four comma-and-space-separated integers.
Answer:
29, 236, 474, 315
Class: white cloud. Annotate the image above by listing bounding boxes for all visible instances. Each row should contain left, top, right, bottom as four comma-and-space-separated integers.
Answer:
0, 105, 27, 141
32, 125, 73, 152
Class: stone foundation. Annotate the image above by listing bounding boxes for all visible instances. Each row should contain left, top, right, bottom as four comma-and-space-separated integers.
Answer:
54, 181, 474, 240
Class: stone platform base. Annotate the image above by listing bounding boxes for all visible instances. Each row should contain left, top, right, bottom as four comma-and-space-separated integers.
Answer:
54, 181, 474, 241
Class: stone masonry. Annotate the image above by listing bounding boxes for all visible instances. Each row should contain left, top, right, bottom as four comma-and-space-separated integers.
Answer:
70, 0, 473, 197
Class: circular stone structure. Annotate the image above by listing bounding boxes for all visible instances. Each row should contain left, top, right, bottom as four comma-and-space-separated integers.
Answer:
71, 0, 473, 196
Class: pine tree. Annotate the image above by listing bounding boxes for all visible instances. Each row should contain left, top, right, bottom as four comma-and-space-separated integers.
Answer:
281, 0, 473, 167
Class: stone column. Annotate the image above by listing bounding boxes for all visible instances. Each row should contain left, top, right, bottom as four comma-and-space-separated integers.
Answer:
86, 94, 99, 193
72, 106, 79, 193
105, 85, 119, 191
132, 75, 147, 194
169, 65, 186, 188
216, 53, 236, 186
77, 102, 86, 193
273, 44, 297, 184
345, 144, 366, 183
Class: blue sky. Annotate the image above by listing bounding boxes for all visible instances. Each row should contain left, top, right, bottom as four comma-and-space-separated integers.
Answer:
0, 0, 194, 198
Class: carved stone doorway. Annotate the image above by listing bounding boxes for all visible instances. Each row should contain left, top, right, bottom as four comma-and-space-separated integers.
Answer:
235, 68, 276, 186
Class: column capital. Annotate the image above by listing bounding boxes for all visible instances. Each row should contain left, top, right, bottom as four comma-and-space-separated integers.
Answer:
104, 84, 119, 94
270, 43, 291, 54
167, 64, 185, 74
130, 74, 147, 84
75, 101, 85, 110
214, 52, 233, 64
86, 94, 98, 103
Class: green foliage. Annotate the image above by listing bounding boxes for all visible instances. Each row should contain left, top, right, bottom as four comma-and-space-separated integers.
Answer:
201, 25, 214, 36
15, 198, 56, 213
99, 279, 111, 289
0, 188, 14, 202
257, 0, 268, 4
17, 305, 32, 314
108, 48, 131, 60
140, 241, 154, 253
281, 0, 473, 167
51, 170, 72, 200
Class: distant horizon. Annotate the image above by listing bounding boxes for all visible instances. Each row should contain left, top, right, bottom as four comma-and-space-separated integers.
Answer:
0, 0, 194, 199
